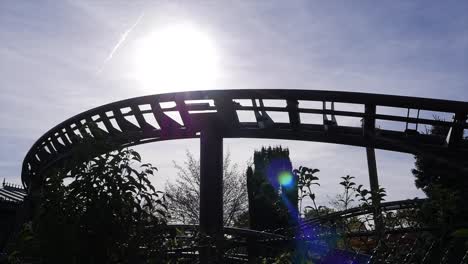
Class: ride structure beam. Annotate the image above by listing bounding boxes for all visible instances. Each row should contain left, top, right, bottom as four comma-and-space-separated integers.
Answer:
363, 104, 385, 235
199, 115, 224, 263
446, 112, 467, 148
366, 147, 384, 234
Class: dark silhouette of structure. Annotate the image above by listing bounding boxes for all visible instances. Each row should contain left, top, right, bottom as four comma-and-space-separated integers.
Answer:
20, 89, 468, 262
246, 146, 296, 261
0, 180, 26, 253
247, 146, 295, 231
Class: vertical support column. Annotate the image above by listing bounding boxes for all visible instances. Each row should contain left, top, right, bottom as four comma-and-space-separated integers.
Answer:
447, 112, 467, 148
214, 97, 240, 131
363, 104, 384, 235
287, 99, 300, 129
199, 119, 224, 263
366, 147, 384, 234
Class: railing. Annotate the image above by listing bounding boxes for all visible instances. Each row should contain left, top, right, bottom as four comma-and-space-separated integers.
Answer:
162, 198, 467, 263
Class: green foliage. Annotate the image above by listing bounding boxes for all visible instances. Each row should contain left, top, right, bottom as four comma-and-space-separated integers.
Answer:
419, 185, 461, 233
303, 206, 334, 219
328, 175, 363, 244
412, 119, 468, 230
354, 184, 386, 208
338, 175, 356, 210
10, 148, 170, 264
353, 184, 387, 231
295, 166, 320, 216
328, 175, 357, 212
409, 119, 468, 259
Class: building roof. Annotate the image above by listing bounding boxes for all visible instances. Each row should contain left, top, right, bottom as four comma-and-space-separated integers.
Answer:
0, 180, 26, 203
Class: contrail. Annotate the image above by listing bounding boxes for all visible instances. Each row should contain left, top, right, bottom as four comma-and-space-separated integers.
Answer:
98, 13, 144, 74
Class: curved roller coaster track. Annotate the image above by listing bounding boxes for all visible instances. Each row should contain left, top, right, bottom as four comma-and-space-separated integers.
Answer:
21, 89, 468, 262
22, 89, 468, 188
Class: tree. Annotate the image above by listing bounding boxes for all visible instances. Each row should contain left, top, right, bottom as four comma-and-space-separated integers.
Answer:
412, 119, 468, 228
411, 119, 468, 261
10, 148, 170, 264
412, 122, 464, 194
165, 151, 247, 226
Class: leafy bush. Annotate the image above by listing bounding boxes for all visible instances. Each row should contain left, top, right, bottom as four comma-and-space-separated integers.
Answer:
10, 148, 171, 264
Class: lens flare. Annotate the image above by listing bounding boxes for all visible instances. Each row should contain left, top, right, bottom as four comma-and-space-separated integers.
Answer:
278, 171, 293, 187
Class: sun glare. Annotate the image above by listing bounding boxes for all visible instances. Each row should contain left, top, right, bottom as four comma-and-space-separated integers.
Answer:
133, 23, 219, 93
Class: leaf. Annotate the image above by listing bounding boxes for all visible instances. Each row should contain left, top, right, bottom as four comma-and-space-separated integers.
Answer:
131, 151, 142, 162
156, 209, 166, 217
157, 200, 168, 210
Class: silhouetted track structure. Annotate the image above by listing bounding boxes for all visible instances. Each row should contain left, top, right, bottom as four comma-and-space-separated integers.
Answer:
301, 198, 426, 227
21, 89, 468, 262
164, 198, 464, 263
21, 89, 468, 189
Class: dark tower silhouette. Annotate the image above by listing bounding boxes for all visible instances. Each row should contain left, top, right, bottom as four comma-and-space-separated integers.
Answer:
246, 146, 297, 231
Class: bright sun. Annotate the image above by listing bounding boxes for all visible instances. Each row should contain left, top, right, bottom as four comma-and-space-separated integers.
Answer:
133, 23, 219, 92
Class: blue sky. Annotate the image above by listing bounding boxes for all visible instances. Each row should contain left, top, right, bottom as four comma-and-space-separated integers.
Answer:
1, 1, 467, 205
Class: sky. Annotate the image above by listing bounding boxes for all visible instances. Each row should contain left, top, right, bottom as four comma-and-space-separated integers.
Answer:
1, 1, 467, 206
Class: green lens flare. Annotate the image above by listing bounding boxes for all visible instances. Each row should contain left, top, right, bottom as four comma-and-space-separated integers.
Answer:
278, 171, 293, 187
